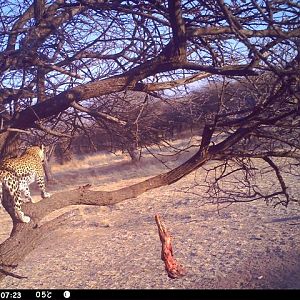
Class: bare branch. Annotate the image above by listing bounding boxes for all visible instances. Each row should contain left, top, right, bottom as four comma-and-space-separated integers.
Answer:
135, 72, 212, 92
187, 26, 300, 39
35, 122, 72, 138
70, 101, 127, 126
263, 157, 290, 206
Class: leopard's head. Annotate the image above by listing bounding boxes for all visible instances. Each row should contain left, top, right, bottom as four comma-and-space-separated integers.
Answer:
25, 145, 46, 162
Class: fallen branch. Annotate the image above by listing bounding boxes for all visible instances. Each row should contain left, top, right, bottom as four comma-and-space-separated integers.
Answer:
155, 214, 185, 279
0, 268, 28, 279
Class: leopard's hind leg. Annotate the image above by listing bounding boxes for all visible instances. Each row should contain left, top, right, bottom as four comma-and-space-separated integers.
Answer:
14, 189, 31, 223
3, 174, 31, 223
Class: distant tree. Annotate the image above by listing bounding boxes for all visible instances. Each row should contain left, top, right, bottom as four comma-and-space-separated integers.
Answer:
0, 0, 299, 281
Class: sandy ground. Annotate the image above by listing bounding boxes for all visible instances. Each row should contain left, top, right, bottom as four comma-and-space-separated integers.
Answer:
0, 147, 300, 290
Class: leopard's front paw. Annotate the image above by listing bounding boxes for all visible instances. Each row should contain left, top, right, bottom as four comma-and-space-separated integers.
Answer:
22, 215, 31, 223
16, 211, 31, 223
42, 191, 51, 198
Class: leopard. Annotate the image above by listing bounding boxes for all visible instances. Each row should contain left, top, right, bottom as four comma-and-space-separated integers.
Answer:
0, 145, 51, 223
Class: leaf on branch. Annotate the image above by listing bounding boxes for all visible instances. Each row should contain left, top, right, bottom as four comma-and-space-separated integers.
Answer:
155, 214, 185, 279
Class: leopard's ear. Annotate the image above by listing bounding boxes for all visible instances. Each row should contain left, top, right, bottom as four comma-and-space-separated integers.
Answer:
39, 144, 45, 151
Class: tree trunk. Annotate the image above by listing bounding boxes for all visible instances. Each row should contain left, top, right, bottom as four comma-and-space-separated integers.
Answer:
43, 158, 55, 183
43, 144, 56, 183
0, 132, 19, 159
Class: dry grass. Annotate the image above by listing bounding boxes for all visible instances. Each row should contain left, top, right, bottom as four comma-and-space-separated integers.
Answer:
48, 137, 200, 192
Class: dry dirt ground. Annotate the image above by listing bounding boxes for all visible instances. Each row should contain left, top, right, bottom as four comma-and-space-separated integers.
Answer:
1, 145, 300, 290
